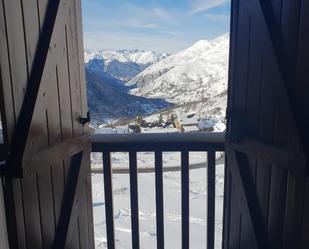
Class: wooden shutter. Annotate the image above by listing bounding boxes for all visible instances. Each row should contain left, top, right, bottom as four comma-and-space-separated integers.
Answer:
0, 0, 94, 248
224, 0, 309, 249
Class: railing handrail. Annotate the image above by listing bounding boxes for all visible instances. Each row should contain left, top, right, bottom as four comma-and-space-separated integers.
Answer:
91, 132, 225, 152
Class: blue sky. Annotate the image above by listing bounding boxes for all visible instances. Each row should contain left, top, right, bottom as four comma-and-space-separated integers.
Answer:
82, 0, 230, 53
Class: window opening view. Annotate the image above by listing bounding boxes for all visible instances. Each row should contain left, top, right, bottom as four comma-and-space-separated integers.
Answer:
83, 0, 230, 248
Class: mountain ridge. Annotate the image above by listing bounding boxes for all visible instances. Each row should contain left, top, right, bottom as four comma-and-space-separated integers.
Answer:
128, 33, 229, 121
84, 49, 169, 82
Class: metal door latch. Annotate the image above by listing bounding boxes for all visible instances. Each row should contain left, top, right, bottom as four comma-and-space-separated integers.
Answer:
79, 112, 91, 125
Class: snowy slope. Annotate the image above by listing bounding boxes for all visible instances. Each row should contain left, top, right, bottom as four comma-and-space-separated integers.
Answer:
86, 66, 171, 123
91, 152, 225, 249
85, 49, 168, 82
129, 34, 229, 120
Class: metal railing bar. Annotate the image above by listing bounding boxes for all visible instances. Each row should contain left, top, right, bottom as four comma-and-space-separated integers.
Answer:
90, 156, 225, 174
92, 132, 225, 144
155, 151, 164, 249
92, 143, 224, 153
181, 150, 190, 249
129, 151, 140, 249
102, 152, 115, 249
91, 133, 225, 153
207, 150, 216, 249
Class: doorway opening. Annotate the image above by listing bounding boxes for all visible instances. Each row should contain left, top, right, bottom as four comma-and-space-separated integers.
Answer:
81, 1, 231, 248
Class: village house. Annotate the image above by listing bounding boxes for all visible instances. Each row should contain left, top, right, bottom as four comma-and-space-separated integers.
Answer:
175, 113, 199, 133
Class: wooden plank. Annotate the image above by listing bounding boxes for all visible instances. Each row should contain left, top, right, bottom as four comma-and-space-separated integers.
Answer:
207, 151, 215, 249
227, 0, 251, 142
74, 0, 88, 119
62, 152, 91, 249
129, 151, 140, 249
52, 6, 74, 140
103, 151, 115, 249
64, 0, 83, 137
296, 0, 309, 172
228, 181, 241, 249
301, 178, 309, 249
265, 2, 289, 247
65, 222, 80, 249
267, 165, 287, 249
22, 173, 43, 249
181, 150, 189, 249
68, 152, 92, 249
52, 151, 83, 249
43, 60, 62, 146
225, 0, 238, 143
228, 1, 254, 248
280, 2, 308, 244
240, 24, 260, 242
0, 176, 9, 249
230, 137, 302, 169
227, 149, 270, 249
78, 181, 90, 249
0, 0, 15, 143
8, 179, 27, 249
23, 134, 90, 170
282, 169, 305, 249
2, 0, 28, 124
296, 4, 309, 249
155, 151, 164, 249
36, 167, 56, 248
225, 0, 241, 247
50, 161, 65, 232
280, 0, 302, 66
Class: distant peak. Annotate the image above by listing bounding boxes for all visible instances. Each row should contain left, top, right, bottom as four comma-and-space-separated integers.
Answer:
211, 33, 230, 43
191, 39, 211, 49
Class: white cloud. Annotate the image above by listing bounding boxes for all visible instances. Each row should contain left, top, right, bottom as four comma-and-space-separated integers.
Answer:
162, 31, 184, 37
112, 18, 159, 30
190, 0, 229, 14
153, 8, 173, 20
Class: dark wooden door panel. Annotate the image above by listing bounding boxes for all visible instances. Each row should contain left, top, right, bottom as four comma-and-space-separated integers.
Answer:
225, 0, 309, 249
0, 0, 94, 248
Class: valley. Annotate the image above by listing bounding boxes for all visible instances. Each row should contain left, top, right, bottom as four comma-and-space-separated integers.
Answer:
85, 34, 229, 132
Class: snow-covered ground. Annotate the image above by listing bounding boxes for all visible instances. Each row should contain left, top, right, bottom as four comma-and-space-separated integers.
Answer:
91, 152, 225, 249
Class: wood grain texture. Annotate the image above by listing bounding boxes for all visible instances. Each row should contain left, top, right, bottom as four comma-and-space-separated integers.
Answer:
225, 0, 309, 249
0, 177, 9, 249
0, 0, 93, 248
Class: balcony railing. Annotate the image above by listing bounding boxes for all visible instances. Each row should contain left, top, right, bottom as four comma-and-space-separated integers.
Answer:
91, 132, 225, 249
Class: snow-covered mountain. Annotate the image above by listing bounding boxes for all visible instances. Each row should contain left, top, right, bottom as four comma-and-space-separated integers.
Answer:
84, 49, 169, 82
86, 66, 171, 123
129, 34, 229, 120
